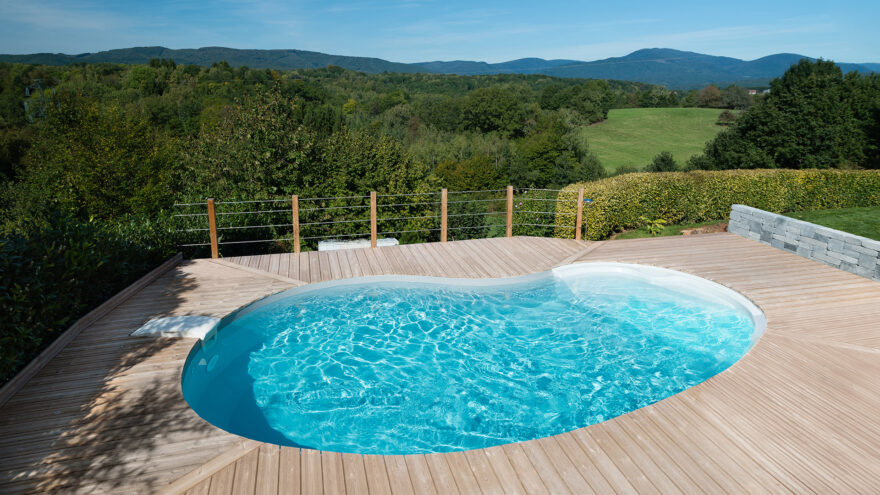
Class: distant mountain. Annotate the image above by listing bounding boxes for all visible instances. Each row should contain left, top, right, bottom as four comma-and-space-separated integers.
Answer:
0, 46, 428, 74
422, 48, 877, 89
1, 46, 876, 89
413, 57, 579, 75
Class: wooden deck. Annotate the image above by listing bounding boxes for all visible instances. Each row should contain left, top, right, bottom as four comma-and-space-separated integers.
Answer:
1, 234, 879, 494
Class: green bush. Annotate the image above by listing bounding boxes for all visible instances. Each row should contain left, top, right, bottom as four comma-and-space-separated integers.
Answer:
555, 169, 880, 240
0, 214, 174, 385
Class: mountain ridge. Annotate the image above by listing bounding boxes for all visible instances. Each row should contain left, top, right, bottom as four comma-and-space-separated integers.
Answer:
0, 46, 875, 89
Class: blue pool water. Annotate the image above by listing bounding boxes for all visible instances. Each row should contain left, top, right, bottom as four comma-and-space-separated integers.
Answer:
182, 264, 761, 455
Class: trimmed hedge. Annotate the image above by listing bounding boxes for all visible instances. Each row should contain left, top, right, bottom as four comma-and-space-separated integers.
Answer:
555, 169, 880, 240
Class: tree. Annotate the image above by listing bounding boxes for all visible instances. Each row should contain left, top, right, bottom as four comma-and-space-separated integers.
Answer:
8, 94, 174, 221
717, 110, 738, 126
697, 85, 722, 108
646, 151, 678, 172
459, 86, 528, 137
434, 155, 503, 191
689, 59, 879, 170
721, 85, 752, 110
180, 90, 316, 200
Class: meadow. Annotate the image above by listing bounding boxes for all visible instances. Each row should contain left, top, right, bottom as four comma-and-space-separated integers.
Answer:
579, 107, 725, 172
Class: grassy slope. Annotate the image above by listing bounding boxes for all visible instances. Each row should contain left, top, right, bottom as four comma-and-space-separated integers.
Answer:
785, 207, 880, 241
578, 108, 725, 173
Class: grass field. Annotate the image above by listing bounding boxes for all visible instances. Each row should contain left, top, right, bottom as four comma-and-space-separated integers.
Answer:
578, 108, 725, 173
614, 220, 725, 240
785, 207, 880, 241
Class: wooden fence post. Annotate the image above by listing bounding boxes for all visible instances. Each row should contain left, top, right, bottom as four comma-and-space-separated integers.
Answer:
207, 198, 218, 259
506, 185, 513, 238
291, 195, 300, 253
441, 188, 448, 242
370, 191, 377, 248
575, 187, 585, 241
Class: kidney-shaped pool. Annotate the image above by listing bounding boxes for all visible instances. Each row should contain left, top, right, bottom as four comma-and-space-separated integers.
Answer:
182, 262, 764, 455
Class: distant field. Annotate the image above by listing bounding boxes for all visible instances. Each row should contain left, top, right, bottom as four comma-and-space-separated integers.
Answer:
579, 108, 725, 173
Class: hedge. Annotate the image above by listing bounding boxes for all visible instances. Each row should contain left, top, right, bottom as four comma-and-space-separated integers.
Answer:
555, 169, 880, 240
0, 214, 173, 386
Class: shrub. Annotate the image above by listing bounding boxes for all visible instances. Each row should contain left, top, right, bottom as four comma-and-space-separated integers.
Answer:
646, 151, 678, 172
554, 169, 880, 240
0, 214, 174, 385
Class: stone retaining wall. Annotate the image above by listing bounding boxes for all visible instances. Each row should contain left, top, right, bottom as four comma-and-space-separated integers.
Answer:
728, 204, 880, 281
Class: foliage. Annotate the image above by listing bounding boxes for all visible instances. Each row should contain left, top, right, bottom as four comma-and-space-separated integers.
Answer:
0, 213, 173, 385
555, 169, 880, 240
646, 151, 678, 172
179, 90, 316, 200
717, 110, 738, 125
435, 155, 503, 191
639, 216, 667, 236
5, 95, 175, 222
690, 60, 880, 171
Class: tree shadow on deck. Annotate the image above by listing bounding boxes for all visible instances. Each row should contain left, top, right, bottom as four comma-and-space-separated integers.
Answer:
0, 261, 240, 494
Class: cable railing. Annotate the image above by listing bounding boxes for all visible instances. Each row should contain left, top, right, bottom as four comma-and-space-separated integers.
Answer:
172, 186, 592, 258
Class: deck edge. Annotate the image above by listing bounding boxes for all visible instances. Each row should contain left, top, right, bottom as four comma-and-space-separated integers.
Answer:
0, 252, 184, 408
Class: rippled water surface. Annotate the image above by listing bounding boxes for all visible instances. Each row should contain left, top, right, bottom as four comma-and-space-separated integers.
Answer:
183, 270, 756, 454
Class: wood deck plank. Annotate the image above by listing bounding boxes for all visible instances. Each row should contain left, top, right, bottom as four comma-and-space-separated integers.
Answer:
340, 454, 369, 495
254, 445, 280, 495
320, 451, 345, 495
362, 455, 393, 495
301, 449, 323, 495
383, 455, 415, 495
278, 447, 301, 495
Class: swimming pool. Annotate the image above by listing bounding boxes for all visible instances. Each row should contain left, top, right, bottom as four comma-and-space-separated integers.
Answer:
182, 262, 764, 455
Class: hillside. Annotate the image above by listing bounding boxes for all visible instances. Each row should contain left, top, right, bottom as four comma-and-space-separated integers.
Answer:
0, 46, 428, 74
578, 107, 725, 172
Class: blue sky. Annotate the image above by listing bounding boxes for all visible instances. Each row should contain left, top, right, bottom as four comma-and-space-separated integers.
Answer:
1, 0, 878, 63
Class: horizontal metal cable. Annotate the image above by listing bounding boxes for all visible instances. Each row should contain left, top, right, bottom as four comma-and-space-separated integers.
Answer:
377, 201, 442, 208
176, 228, 209, 232
378, 228, 441, 235
447, 211, 505, 218
378, 215, 440, 222
300, 204, 371, 212
218, 237, 293, 245
179, 242, 212, 247
446, 188, 507, 194
447, 198, 505, 204
215, 198, 290, 205
173, 202, 208, 207
300, 194, 370, 201
215, 209, 290, 215
447, 225, 498, 231
216, 224, 291, 231
513, 198, 574, 202
375, 191, 440, 198
515, 223, 575, 228
518, 188, 565, 192
301, 232, 372, 241
173, 213, 209, 217
513, 210, 552, 215
300, 218, 371, 226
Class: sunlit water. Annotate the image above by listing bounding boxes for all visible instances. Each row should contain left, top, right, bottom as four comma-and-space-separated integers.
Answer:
183, 266, 758, 455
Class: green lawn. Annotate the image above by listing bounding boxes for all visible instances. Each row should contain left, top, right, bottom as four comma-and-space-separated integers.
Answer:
578, 108, 725, 173
785, 207, 880, 241
614, 220, 724, 240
